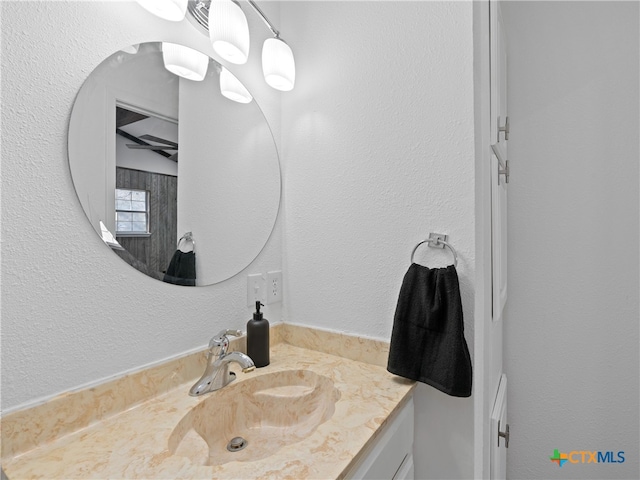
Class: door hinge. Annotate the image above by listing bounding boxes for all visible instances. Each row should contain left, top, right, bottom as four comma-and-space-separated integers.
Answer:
491, 143, 510, 185
497, 116, 510, 142
499, 160, 510, 185
498, 420, 510, 448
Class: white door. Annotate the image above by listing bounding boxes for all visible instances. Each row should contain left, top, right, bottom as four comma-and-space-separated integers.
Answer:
489, 1, 509, 478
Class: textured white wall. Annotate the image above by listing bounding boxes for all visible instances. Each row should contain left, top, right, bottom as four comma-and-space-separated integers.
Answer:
503, 2, 639, 479
280, 2, 476, 478
1, 1, 282, 412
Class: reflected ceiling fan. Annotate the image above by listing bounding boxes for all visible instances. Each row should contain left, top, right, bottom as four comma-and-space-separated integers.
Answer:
116, 107, 179, 162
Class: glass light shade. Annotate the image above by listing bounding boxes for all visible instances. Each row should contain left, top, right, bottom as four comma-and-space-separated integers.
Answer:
208, 0, 250, 65
219, 68, 253, 104
162, 43, 209, 81
262, 37, 295, 91
135, 0, 187, 22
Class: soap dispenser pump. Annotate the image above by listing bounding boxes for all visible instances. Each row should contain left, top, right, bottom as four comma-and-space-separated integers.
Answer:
247, 301, 269, 367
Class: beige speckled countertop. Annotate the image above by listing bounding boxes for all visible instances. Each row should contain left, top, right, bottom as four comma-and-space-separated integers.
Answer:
2, 329, 414, 479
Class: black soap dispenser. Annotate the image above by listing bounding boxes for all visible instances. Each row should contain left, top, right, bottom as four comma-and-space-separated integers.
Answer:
247, 301, 270, 367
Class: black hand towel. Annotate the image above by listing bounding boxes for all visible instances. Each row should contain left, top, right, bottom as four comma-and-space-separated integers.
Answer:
387, 263, 472, 397
163, 250, 197, 286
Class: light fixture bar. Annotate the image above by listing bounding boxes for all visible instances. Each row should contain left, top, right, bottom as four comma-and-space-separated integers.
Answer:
185, 0, 295, 91
246, 0, 279, 38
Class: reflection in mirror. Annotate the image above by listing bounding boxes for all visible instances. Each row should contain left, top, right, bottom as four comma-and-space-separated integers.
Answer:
115, 106, 180, 282
68, 42, 280, 286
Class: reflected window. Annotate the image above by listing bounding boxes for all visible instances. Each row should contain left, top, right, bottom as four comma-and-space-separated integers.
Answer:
115, 188, 149, 234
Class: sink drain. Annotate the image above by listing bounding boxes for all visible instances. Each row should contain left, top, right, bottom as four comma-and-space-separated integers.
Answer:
227, 436, 248, 452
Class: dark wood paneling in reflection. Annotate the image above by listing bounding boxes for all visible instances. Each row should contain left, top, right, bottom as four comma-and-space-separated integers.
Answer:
116, 167, 177, 277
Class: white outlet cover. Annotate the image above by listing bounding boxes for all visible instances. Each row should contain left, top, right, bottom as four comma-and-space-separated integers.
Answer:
266, 270, 283, 304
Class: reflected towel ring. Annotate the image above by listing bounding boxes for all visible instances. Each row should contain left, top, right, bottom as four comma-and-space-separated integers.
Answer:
411, 235, 458, 268
178, 232, 196, 253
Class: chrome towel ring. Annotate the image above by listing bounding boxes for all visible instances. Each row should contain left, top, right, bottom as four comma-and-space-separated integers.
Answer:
411, 233, 458, 268
178, 231, 196, 253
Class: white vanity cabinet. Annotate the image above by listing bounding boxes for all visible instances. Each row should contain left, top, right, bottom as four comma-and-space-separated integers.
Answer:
346, 397, 414, 480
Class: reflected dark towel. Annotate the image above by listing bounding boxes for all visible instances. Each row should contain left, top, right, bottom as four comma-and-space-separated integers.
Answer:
387, 263, 472, 397
163, 250, 196, 286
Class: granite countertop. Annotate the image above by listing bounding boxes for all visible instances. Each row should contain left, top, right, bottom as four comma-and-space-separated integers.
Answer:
3, 342, 414, 479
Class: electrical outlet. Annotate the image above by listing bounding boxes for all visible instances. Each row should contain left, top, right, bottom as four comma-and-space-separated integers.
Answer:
266, 270, 283, 304
247, 274, 265, 306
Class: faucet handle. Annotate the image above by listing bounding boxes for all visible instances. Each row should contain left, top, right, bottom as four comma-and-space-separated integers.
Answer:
209, 329, 244, 352
212, 329, 242, 341
224, 329, 243, 338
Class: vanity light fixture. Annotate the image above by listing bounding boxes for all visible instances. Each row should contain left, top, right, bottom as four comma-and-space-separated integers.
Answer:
162, 42, 209, 81
135, 0, 188, 22
220, 67, 253, 103
189, 0, 296, 91
138, 1, 296, 90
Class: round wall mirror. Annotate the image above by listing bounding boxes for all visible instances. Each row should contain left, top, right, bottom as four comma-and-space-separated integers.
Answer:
68, 42, 281, 286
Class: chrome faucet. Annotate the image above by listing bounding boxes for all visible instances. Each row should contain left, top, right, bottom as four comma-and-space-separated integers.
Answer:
189, 329, 255, 396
